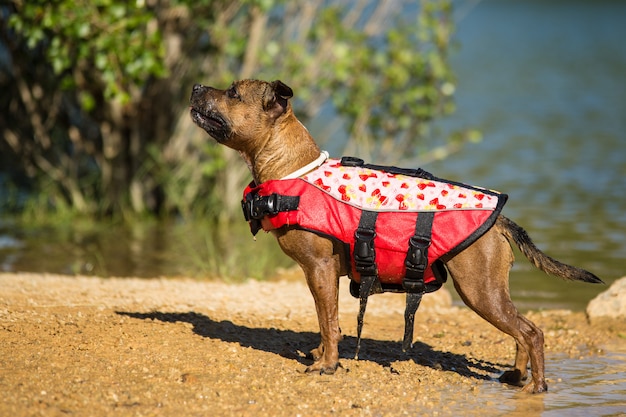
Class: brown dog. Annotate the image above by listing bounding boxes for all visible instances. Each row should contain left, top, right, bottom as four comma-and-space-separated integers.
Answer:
189, 79, 603, 394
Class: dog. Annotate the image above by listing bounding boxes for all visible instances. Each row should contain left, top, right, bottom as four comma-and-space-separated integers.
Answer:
189, 79, 603, 393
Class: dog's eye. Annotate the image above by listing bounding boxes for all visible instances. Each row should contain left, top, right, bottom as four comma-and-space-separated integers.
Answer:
227, 86, 241, 100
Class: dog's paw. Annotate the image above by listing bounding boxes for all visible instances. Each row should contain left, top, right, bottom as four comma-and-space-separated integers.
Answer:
305, 361, 341, 375
308, 346, 324, 362
521, 380, 548, 394
498, 369, 527, 385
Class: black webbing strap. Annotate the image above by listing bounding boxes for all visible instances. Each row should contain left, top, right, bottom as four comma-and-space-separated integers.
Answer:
353, 210, 378, 359
340, 156, 435, 180
404, 212, 434, 292
401, 211, 434, 350
403, 293, 423, 351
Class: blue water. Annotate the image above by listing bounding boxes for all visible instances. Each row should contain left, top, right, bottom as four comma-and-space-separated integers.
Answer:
422, 0, 626, 310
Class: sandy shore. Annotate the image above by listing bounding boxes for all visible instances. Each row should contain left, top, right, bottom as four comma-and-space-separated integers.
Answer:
1, 272, 624, 416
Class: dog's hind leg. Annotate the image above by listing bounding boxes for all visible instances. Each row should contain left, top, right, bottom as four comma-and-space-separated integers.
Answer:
499, 340, 529, 385
445, 228, 547, 393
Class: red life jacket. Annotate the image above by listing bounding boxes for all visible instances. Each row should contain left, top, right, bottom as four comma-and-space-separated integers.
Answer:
242, 157, 507, 288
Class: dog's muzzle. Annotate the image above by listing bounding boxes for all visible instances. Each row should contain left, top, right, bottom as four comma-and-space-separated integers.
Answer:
189, 85, 232, 143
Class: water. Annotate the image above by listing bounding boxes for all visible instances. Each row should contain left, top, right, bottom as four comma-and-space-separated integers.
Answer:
0, 218, 292, 280
543, 349, 626, 417
459, 347, 626, 416
426, 0, 626, 310
442, 350, 626, 417
0, 1, 624, 308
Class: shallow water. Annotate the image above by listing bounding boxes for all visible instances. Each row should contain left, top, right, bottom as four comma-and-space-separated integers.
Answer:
512, 351, 624, 416
543, 350, 626, 416
440, 346, 626, 417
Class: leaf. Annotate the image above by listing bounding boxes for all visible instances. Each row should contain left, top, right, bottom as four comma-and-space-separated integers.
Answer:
79, 91, 96, 112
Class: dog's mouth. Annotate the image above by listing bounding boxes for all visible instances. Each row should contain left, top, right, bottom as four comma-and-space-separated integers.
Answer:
190, 108, 231, 142
190, 107, 226, 130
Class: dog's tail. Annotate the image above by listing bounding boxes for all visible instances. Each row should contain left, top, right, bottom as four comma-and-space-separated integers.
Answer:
497, 215, 604, 284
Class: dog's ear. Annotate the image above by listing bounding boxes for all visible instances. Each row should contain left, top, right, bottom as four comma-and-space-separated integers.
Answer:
264, 80, 293, 119
271, 80, 293, 100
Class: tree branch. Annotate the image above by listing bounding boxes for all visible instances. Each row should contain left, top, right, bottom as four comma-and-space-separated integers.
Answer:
239, 6, 268, 79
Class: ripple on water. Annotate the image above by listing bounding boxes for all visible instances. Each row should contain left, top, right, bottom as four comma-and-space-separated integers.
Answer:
463, 347, 626, 417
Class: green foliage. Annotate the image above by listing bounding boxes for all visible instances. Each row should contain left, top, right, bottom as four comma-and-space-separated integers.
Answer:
9, 0, 166, 107
1, 0, 472, 220
255, 0, 460, 162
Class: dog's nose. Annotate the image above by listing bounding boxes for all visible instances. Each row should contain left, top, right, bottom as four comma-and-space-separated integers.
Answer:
192, 84, 205, 93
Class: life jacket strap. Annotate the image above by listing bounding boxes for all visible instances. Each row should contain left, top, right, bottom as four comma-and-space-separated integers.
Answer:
355, 274, 377, 360
353, 210, 379, 359
353, 211, 379, 277
403, 292, 423, 351
400, 211, 434, 350
403, 212, 434, 293
340, 156, 435, 180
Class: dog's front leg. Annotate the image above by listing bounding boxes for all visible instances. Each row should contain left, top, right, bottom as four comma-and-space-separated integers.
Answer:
276, 229, 342, 374
303, 258, 342, 374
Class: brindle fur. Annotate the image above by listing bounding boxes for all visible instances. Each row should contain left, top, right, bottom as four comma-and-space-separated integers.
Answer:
189, 79, 603, 394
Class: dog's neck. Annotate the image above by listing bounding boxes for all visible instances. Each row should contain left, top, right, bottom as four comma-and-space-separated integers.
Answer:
247, 112, 321, 184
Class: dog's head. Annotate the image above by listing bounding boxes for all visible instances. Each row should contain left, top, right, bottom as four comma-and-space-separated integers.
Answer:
189, 79, 293, 149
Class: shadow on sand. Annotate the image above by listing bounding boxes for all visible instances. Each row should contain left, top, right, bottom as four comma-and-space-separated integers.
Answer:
117, 310, 508, 383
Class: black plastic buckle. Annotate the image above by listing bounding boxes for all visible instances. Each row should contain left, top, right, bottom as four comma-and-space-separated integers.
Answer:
405, 236, 430, 269
242, 193, 280, 221
254, 194, 278, 219
404, 235, 431, 292
354, 228, 377, 275
241, 194, 254, 221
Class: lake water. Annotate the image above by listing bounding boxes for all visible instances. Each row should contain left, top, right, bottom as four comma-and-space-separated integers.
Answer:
426, 0, 626, 311
453, 345, 626, 417
1, 0, 625, 312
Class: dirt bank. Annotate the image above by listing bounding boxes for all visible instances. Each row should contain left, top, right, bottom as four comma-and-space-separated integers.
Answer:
1, 272, 624, 416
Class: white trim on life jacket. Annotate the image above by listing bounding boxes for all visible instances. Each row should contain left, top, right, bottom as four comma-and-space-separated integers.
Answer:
281, 150, 329, 180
